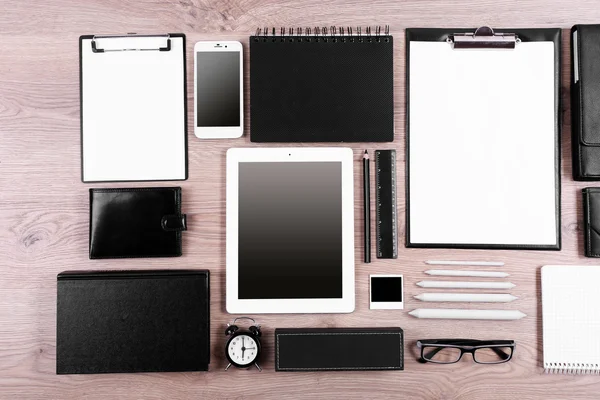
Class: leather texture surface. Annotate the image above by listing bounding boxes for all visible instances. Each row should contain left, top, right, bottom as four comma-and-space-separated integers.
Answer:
56, 270, 210, 374
572, 25, 600, 180
89, 187, 185, 259
250, 33, 394, 142
275, 327, 403, 371
583, 188, 600, 257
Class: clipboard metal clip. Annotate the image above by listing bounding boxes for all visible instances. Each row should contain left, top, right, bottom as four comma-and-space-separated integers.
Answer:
447, 26, 520, 49
91, 33, 171, 53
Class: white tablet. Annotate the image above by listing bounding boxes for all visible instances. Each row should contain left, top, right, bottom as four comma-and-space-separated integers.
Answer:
226, 147, 355, 314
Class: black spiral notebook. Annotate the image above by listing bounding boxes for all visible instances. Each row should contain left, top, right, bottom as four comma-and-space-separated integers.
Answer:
250, 26, 394, 142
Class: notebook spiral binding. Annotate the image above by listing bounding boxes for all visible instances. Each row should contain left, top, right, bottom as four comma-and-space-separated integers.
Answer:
253, 26, 390, 42
544, 362, 600, 375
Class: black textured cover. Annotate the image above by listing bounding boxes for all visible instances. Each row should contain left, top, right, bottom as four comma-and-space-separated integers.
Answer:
56, 270, 210, 374
572, 25, 600, 180
89, 187, 184, 259
250, 35, 394, 142
275, 327, 403, 371
583, 188, 600, 257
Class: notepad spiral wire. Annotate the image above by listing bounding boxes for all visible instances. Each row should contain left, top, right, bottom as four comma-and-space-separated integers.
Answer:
544, 362, 600, 375
253, 26, 390, 42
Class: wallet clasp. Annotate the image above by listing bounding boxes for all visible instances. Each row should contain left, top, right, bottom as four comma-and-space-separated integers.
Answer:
161, 214, 187, 232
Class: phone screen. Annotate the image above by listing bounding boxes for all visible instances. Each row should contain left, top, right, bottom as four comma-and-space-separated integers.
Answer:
196, 51, 240, 127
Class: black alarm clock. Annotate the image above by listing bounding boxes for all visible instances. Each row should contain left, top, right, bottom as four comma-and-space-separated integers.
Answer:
225, 317, 262, 371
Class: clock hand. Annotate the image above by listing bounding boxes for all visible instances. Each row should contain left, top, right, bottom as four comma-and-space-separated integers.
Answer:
242, 337, 245, 360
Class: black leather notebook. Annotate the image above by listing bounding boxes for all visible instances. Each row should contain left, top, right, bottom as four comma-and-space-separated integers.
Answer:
250, 26, 394, 142
275, 327, 403, 371
571, 25, 600, 180
89, 187, 187, 259
56, 270, 210, 374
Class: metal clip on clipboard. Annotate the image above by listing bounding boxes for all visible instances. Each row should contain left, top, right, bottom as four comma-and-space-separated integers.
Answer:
447, 26, 520, 49
91, 33, 171, 53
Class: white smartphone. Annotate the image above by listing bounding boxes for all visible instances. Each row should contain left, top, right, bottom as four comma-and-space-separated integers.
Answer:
194, 41, 243, 139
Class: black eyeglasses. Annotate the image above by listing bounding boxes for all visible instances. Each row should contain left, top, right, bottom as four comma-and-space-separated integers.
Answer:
417, 339, 515, 364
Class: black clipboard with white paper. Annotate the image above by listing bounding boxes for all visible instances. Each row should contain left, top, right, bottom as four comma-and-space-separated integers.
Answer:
405, 27, 561, 250
79, 33, 188, 183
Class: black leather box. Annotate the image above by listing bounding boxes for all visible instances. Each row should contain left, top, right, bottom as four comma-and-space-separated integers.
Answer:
56, 270, 210, 374
89, 187, 187, 259
572, 25, 600, 180
275, 327, 404, 371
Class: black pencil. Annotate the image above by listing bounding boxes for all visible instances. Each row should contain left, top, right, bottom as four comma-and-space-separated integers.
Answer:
363, 150, 371, 263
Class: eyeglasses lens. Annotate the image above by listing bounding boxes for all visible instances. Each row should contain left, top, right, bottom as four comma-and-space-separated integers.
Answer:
473, 347, 512, 364
425, 346, 462, 363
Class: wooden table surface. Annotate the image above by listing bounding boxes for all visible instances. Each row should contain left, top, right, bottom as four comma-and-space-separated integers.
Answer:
2, 0, 600, 398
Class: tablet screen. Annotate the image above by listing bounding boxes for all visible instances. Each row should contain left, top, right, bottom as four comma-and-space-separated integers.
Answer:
238, 162, 342, 299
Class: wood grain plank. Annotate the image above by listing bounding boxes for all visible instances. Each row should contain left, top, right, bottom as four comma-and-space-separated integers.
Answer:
2, 0, 600, 398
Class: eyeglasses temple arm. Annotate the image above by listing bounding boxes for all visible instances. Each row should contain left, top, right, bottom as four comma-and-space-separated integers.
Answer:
490, 346, 510, 359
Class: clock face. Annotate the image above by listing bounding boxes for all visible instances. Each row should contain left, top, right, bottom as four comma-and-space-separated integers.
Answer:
227, 334, 259, 366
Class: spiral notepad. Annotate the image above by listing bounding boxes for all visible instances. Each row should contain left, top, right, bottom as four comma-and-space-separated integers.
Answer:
542, 265, 600, 374
250, 26, 394, 142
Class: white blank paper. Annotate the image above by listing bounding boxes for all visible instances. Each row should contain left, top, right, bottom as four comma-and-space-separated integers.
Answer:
81, 36, 186, 182
408, 41, 557, 246
542, 266, 600, 371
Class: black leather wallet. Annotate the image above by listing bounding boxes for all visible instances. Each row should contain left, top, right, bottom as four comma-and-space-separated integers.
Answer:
583, 188, 600, 257
89, 187, 186, 259
572, 25, 600, 180
275, 328, 404, 371
56, 270, 210, 374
